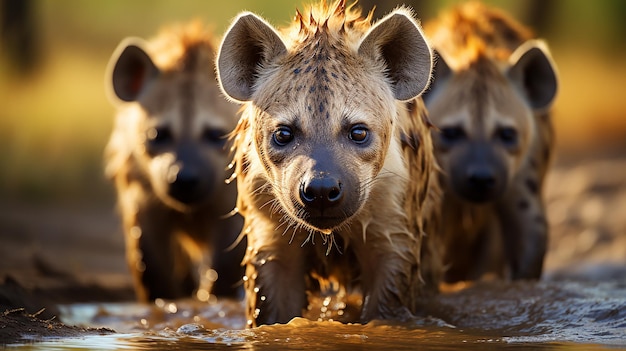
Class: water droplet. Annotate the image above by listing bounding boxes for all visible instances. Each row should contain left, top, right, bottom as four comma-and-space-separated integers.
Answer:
166, 302, 177, 314
205, 269, 218, 282
254, 287, 259, 293
196, 289, 210, 302
154, 298, 165, 308
129, 226, 142, 239
260, 295, 266, 301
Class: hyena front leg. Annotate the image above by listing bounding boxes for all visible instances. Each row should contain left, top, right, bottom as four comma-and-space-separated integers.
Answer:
207, 216, 246, 298
497, 176, 548, 280
123, 205, 195, 301
244, 222, 308, 326
354, 236, 419, 322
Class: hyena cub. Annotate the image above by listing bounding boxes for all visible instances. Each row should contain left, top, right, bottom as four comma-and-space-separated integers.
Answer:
105, 22, 244, 301
423, 2, 558, 282
216, 0, 440, 326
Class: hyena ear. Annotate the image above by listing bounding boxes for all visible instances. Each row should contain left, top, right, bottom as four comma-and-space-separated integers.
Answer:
422, 50, 452, 104
507, 39, 558, 111
217, 12, 287, 102
107, 37, 159, 103
358, 8, 432, 101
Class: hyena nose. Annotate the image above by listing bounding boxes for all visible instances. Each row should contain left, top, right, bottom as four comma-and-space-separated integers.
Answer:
467, 167, 496, 190
300, 176, 343, 209
169, 166, 201, 203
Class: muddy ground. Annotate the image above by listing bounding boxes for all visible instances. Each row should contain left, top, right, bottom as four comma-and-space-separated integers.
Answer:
1, 148, 625, 345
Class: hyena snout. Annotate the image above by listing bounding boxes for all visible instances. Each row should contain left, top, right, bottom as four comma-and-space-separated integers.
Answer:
294, 168, 357, 231
451, 145, 508, 203
164, 146, 217, 206
299, 173, 344, 209
453, 164, 504, 203
167, 163, 207, 204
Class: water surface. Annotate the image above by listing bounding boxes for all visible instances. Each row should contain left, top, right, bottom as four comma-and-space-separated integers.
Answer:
6, 277, 625, 350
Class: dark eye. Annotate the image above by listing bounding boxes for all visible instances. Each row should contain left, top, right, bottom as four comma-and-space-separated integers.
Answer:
272, 126, 293, 146
349, 125, 369, 144
202, 128, 227, 147
496, 127, 518, 145
440, 126, 465, 143
147, 126, 173, 145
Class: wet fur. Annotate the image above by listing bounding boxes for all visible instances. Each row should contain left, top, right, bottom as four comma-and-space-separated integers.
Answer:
105, 22, 244, 301
218, 1, 441, 326
424, 2, 557, 281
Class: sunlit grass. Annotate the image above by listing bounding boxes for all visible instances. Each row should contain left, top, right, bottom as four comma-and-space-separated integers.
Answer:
0, 46, 112, 201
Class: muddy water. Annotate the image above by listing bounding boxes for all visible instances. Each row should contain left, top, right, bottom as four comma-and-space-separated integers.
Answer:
7, 274, 626, 350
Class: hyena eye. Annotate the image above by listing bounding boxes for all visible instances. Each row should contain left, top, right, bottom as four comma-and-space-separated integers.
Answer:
147, 126, 173, 145
440, 126, 465, 143
202, 128, 227, 147
272, 126, 293, 146
349, 125, 369, 144
496, 127, 518, 145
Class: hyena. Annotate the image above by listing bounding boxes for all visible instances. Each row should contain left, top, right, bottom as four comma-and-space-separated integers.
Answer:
422, 2, 558, 282
216, 0, 441, 326
105, 22, 244, 302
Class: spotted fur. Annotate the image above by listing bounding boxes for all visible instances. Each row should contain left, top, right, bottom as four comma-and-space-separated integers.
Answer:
423, 2, 558, 281
105, 22, 244, 301
217, 0, 441, 326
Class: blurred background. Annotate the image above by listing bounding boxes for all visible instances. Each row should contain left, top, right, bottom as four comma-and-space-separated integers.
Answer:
0, 0, 624, 299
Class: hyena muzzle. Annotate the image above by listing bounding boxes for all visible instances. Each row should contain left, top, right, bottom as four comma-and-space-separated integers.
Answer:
105, 22, 244, 301
423, 2, 558, 281
216, 0, 441, 326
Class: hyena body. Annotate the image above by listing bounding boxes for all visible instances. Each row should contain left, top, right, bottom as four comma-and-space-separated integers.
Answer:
216, 1, 441, 326
423, 2, 558, 282
105, 22, 244, 301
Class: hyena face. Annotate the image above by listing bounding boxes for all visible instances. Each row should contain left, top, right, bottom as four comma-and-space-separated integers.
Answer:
109, 38, 236, 211
424, 43, 557, 203
219, 7, 430, 234
251, 54, 396, 232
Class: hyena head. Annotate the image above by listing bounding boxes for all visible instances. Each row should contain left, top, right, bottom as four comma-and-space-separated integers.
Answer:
217, 1, 431, 233
423, 36, 557, 203
107, 23, 238, 211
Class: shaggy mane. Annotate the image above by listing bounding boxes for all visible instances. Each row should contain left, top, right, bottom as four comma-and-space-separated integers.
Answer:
282, 0, 374, 45
147, 20, 217, 72
426, 1, 533, 69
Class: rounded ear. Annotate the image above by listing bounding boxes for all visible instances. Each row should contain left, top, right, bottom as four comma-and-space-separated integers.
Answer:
106, 37, 159, 103
422, 50, 452, 105
216, 12, 287, 103
507, 39, 558, 111
358, 8, 433, 101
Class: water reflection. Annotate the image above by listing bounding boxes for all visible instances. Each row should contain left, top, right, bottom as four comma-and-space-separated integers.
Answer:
6, 278, 626, 350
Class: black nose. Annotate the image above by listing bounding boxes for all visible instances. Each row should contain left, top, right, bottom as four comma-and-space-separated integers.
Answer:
466, 166, 496, 190
300, 176, 343, 209
169, 166, 201, 204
